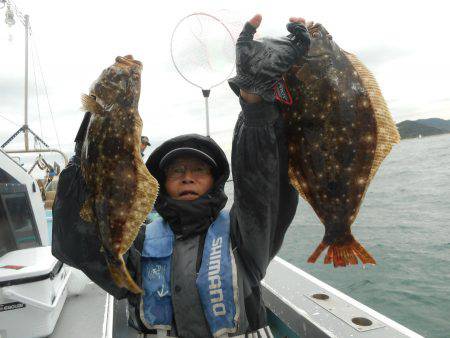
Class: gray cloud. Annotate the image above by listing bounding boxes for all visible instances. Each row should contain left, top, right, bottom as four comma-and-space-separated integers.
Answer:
2, 0, 449, 168
391, 98, 450, 123
354, 45, 413, 70
0, 77, 24, 111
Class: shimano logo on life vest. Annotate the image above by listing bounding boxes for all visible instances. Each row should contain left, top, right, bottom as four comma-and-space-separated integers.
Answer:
208, 237, 225, 316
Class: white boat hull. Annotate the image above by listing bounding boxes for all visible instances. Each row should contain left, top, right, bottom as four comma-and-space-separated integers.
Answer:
0, 248, 72, 338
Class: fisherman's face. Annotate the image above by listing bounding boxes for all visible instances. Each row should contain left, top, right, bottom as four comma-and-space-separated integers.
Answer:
164, 156, 214, 201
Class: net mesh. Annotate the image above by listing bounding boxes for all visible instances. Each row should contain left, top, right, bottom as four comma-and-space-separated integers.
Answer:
171, 13, 236, 89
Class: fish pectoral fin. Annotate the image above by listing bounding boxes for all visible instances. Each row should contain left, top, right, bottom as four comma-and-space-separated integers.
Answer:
81, 94, 105, 115
307, 236, 376, 267
107, 255, 143, 294
80, 197, 95, 223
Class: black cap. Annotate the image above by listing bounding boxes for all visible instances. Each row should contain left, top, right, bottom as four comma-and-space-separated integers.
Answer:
146, 134, 229, 186
159, 147, 217, 170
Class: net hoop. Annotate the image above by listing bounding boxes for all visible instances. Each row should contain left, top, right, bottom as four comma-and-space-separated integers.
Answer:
170, 12, 236, 90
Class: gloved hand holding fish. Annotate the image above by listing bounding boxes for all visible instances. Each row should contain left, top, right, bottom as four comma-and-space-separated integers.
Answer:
79, 55, 159, 293
228, 15, 311, 102
276, 23, 400, 267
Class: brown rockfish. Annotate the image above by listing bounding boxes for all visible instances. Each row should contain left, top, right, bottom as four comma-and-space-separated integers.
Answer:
80, 55, 159, 293
276, 23, 400, 267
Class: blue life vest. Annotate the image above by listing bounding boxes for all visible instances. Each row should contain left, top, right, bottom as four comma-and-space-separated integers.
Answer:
140, 210, 239, 336
140, 214, 173, 330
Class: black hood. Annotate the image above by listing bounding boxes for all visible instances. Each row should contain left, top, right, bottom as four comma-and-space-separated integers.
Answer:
146, 134, 230, 239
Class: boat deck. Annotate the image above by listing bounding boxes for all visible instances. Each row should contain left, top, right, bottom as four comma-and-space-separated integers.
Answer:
47, 258, 423, 338
49, 282, 107, 338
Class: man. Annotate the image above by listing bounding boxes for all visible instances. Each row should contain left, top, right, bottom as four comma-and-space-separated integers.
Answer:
141, 135, 151, 157
52, 14, 310, 337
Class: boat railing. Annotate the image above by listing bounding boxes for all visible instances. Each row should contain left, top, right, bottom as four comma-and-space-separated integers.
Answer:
262, 257, 423, 338
0, 148, 28, 173
4, 148, 68, 167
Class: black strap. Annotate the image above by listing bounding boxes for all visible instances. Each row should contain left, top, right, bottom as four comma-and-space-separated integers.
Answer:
75, 112, 92, 143
195, 231, 207, 273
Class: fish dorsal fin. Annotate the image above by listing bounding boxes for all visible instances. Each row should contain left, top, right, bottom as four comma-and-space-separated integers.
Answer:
288, 166, 308, 202
344, 52, 400, 183
81, 94, 105, 115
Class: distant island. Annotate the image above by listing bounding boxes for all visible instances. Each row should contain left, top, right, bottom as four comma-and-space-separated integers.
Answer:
396, 118, 450, 139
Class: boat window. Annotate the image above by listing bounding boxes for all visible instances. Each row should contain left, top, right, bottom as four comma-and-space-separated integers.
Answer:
0, 201, 15, 257
0, 192, 41, 256
0, 168, 19, 184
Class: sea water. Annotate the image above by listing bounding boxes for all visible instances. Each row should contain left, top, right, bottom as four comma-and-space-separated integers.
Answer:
225, 134, 450, 338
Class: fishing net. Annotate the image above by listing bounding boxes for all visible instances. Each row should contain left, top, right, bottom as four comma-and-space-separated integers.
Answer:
170, 12, 236, 91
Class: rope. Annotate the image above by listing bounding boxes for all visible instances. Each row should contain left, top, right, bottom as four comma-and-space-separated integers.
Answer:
0, 113, 20, 127
31, 36, 62, 151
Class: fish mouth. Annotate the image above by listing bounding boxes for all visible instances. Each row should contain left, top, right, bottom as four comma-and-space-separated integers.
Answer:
116, 55, 143, 70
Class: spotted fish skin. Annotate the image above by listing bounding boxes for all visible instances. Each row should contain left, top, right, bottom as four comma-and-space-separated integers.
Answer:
80, 55, 158, 293
278, 24, 399, 267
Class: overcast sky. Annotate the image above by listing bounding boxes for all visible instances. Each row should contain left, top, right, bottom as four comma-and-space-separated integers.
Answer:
1, 0, 449, 165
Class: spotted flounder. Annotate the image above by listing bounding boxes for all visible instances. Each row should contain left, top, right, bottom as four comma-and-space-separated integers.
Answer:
276, 23, 400, 267
80, 55, 158, 293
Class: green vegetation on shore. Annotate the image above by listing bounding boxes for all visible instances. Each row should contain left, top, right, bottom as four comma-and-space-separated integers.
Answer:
396, 118, 450, 139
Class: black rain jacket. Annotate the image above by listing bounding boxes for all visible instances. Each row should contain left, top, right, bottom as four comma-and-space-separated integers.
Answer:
51, 98, 299, 337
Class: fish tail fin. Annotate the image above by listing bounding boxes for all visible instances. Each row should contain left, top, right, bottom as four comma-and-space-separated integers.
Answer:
308, 238, 376, 267
350, 240, 377, 265
81, 94, 104, 115
107, 255, 143, 294
307, 242, 328, 263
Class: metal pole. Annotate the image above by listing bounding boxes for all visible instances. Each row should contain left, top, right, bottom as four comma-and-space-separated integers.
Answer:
204, 96, 210, 137
202, 89, 211, 137
24, 14, 29, 150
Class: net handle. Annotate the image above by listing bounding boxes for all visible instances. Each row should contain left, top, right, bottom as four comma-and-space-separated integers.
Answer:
170, 12, 236, 90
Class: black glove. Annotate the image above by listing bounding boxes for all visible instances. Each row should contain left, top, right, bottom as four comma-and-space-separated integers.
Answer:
228, 21, 310, 102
